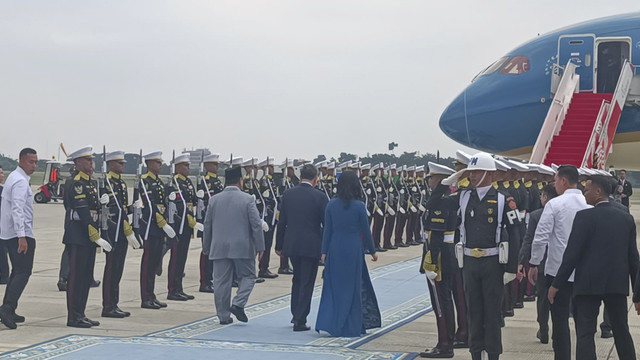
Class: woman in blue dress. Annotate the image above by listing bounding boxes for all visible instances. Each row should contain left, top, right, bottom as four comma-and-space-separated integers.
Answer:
315, 170, 381, 337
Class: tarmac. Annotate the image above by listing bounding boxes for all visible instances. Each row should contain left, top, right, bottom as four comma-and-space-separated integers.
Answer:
0, 185, 639, 359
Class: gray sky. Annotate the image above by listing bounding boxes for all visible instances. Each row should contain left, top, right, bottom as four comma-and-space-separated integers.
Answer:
1, 1, 637, 163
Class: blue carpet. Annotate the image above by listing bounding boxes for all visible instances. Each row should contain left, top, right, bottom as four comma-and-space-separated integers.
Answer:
0, 258, 429, 360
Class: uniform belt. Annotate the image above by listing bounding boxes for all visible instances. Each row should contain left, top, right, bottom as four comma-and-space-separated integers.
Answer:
464, 247, 499, 258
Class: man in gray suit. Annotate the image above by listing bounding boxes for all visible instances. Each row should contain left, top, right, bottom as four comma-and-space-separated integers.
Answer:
203, 166, 265, 324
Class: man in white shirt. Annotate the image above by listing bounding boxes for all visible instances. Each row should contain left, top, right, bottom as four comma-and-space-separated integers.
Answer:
0, 148, 38, 329
528, 165, 590, 360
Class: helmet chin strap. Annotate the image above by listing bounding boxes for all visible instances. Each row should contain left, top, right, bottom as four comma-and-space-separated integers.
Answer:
475, 171, 488, 187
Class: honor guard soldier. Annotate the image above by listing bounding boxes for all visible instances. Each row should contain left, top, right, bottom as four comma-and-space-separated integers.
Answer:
258, 157, 279, 279
360, 164, 376, 222
419, 162, 458, 358
414, 165, 428, 244
322, 162, 337, 199
277, 159, 296, 274
444, 152, 520, 360
406, 165, 422, 246
165, 154, 200, 301
382, 164, 399, 250
371, 163, 387, 252
139, 151, 174, 309
493, 159, 519, 319
394, 166, 411, 247
315, 161, 327, 192
196, 154, 224, 293
242, 158, 259, 196
100, 151, 141, 318
63, 146, 113, 328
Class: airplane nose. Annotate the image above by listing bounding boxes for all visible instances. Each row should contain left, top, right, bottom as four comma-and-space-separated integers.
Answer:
439, 90, 469, 146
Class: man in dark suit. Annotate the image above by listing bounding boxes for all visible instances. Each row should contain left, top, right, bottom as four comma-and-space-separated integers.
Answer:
616, 170, 633, 207
549, 175, 638, 360
276, 164, 328, 331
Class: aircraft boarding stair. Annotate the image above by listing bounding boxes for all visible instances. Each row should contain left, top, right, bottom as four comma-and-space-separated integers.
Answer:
529, 60, 634, 169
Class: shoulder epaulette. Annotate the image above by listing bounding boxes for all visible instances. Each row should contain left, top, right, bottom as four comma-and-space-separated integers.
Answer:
524, 181, 533, 188
74, 172, 89, 181
514, 180, 520, 189
537, 182, 543, 190
502, 181, 510, 188
492, 182, 499, 190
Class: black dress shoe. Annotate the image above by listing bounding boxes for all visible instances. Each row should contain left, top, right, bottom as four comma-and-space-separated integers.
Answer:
13, 313, 26, 323
537, 329, 549, 343
278, 268, 294, 275
83, 317, 100, 326
523, 295, 536, 302
258, 270, 279, 279
102, 309, 126, 318
503, 310, 514, 317
293, 323, 311, 331
601, 329, 613, 339
219, 318, 233, 325
452, 339, 468, 348
199, 284, 214, 293
90, 280, 101, 288
383, 245, 398, 250
0, 306, 17, 329
57, 280, 67, 292
67, 318, 93, 328
375, 247, 388, 252
230, 305, 248, 322
153, 299, 167, 308
419, 347, 454, 358
409, 241, 421, 246
141, 300, 161, 309
179, 292, 195, 300
255, 278, 265, 283
398, 243, 410, 247
514, 302, 524, 309
113, 307, 131, 317
167, 292, 188, 301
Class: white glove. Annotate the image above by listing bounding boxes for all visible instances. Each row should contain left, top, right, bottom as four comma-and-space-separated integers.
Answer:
126, 232, 140, 249
399, 207, 406, 214
366, 189, 372, 195
262, 190, 270, 198
133, 199, 143, 209
99, 194, 109, 205
425, 270, 438, 281
163, 224, 176, 238
168, 192, 177, 201
195, 222, 204, 232
419, 204, 426, 212
503, 272, 516, 285
376, 207, 384, 216
196, 189, 205, 198
96, 238, 112, 252
387, 206, 396, 216
262, 220, 269, 232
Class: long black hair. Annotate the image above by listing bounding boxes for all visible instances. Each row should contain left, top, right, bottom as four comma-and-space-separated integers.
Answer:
337, 170, 361, 204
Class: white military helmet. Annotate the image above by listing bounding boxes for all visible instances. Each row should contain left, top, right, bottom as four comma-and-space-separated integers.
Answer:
466, 152, 496, 171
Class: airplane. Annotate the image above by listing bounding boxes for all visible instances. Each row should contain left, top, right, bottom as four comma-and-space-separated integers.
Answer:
439, 12, 640, 169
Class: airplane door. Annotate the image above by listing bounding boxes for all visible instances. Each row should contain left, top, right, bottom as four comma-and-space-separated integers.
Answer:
558, 35, 595, 91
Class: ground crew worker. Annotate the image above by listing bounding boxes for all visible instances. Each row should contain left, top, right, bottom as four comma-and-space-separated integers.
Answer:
196, 154, 224, 293
444, 152, 520, 360
100, 151, 140, 318
419, 162, 458, 358
63, 146, 113, 328
139, 151, 174, 310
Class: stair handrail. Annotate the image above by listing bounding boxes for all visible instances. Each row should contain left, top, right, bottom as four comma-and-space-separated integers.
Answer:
593, 60, 634, 169
580, 99, 610, 168
530, 60, 580, 164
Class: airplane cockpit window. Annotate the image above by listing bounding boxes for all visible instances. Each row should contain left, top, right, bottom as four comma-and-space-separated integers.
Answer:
499, 56, 530, 75
472, 56, 510, 82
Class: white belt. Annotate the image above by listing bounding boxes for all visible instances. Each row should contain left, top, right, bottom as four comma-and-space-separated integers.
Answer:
464, 247, 499, 258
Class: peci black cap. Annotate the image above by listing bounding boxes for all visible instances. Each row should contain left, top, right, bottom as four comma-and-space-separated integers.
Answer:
225, 166, 242, 184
